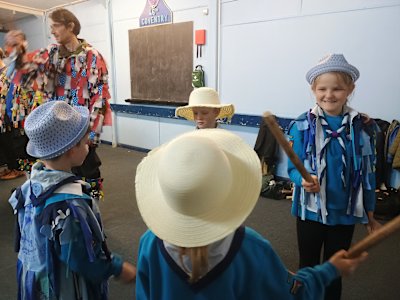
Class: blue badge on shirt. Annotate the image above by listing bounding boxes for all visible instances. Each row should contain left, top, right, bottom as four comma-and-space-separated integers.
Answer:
31, 182, 43, 197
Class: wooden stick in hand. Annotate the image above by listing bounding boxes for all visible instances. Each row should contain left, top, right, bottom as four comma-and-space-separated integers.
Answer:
264, 112, 400, 257
347, 214, 400, 258
263, 112, 314, 183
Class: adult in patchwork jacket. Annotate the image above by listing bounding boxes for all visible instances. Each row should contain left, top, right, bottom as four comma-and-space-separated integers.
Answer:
4, 8, 111, 198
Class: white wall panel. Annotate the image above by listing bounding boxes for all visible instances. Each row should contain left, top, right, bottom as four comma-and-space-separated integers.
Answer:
111, 0, 208, 22
302, 0, 400, 14
111, 0, 145, 21
101, 124, 113, 142
159, 118, 193, 145
115, 115, 259, 153
222, 0, 300, 26
16, 16, 47, 50
219, 124, 258, 147
116, 114, 159, 149
68, 0, 107, 24
220, 6, 400, 121
163, 0, 208, 11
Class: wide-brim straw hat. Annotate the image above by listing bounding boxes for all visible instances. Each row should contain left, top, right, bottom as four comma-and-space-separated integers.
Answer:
175, 87, 235, 121
25, 101, 90, 159
306, 53, 360, 84
135, 129, 261, 247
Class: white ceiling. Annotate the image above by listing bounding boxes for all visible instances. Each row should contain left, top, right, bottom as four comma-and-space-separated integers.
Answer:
0, 0, 88, 31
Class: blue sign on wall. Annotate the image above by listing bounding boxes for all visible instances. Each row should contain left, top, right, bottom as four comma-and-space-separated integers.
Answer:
139, 0, 173, 27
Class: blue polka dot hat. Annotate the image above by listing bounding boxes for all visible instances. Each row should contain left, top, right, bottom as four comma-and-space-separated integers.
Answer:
25, 101, 90, 159
306, 53, 360, 84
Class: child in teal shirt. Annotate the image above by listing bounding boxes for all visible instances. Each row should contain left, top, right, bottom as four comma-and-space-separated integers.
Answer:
135, 128, 367, 299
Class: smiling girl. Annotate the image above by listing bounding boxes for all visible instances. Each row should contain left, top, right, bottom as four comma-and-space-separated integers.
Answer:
287, 54, 381, 300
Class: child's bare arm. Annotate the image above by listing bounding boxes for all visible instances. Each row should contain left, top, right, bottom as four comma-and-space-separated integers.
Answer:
365, 211, 382, 233
116, 262, 137, 283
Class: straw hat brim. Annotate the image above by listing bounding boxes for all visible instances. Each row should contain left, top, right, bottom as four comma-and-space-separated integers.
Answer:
135, 129, 261, 247
175, 104, 235, 121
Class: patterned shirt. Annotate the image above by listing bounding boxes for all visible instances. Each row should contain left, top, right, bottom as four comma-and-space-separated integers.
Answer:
13, 39, 112, 144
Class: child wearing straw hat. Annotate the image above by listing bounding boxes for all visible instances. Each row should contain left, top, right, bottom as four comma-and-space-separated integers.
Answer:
8, 101, 136, 300
287, 54, 381, 300
135, 128, 367, 299
175, 87, 235, 129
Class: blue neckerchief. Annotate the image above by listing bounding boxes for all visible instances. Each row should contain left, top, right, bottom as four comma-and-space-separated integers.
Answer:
318, 111, 349, 187
295, 106, 377, 222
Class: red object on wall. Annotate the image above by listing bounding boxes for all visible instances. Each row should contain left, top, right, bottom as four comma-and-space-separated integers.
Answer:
195, 29, 206, 45
195, 29, 206, 58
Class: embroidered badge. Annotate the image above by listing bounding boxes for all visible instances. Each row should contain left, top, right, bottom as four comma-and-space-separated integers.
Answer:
31, 182, 43, 197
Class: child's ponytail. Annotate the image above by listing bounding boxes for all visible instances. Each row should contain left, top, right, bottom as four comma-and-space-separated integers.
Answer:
179, 246, 209, 283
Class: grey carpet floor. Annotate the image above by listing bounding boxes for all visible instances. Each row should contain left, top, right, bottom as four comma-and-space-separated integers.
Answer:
1, 143, 399, 299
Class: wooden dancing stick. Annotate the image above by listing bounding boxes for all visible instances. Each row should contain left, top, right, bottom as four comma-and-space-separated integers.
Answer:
347, 215, 400, 258
263, 112, 314, 183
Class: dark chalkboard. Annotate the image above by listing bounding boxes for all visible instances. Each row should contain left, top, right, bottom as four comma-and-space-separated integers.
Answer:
128, 21, 193, 105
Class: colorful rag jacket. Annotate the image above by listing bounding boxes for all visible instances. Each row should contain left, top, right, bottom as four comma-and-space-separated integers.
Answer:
0, 68, 42, 133
13, 39, 112, 144
288, 105, 378, 225
9, 162, 123, 300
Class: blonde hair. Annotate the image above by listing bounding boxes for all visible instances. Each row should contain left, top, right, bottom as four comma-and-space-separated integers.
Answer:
312, 71, 355, 90
178, 246, 209, 283
0, 47, 4, 59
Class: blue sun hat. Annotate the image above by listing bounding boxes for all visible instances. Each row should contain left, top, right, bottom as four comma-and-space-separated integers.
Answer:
306, 54, 360, 84
25, 101, 90, 159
